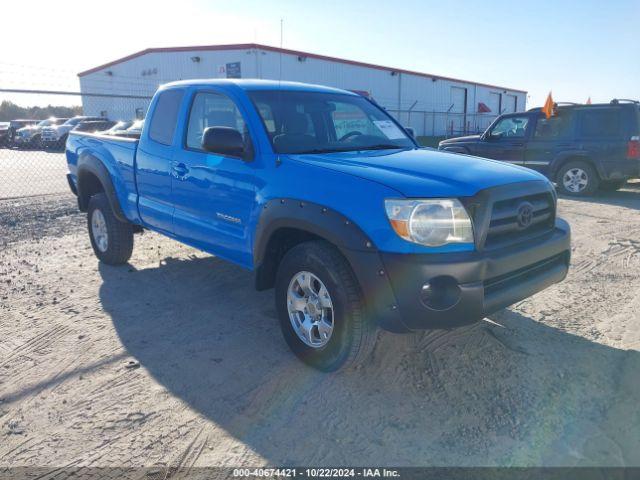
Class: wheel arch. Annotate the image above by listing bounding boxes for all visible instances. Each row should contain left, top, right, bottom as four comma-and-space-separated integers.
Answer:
253, 199, 376, 292
551, 153, 602, 181
76, 154, 127, 222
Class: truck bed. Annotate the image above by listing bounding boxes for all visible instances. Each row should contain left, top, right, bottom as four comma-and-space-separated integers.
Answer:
66, 131, 141, 223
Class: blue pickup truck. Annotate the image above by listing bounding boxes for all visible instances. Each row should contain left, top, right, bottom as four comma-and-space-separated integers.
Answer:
66, 79, 571, 371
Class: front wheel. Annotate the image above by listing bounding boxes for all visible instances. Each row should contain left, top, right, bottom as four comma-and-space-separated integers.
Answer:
87, 193, 134, 265
275, 240, 377, 371
556, 161, 600, 196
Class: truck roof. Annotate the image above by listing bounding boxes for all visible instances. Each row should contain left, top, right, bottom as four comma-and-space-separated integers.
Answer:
528, 99, 639, 113
160, 78, 359, 96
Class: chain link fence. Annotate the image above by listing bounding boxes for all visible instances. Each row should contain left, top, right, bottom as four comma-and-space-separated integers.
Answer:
387, 109, 497, 139
0, 90, 151, 199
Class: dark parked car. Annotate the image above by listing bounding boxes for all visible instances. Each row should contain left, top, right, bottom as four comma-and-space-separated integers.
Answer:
120, 119, 144, 139
41, 116, 106, 149
5, 119, 40, 147
102, 120, 134, 136
439, 100, 640, 196
14, 117, 69, 148
71, 120, 116, 133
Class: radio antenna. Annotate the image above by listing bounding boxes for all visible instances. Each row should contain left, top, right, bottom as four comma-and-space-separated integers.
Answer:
279, 18, 283, 83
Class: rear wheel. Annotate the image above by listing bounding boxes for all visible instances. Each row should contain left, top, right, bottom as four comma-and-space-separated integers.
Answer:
57, 134, 68, 150
32, 134, 42, 149
556, 161, 599, 196
87, 193, 134, 265
275, 240, 377, 371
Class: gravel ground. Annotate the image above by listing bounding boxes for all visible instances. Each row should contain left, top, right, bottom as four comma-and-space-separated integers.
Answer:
1, 187, 639, 469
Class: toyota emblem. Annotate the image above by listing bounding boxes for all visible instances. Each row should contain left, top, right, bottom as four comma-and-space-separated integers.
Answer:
516, 202, 534, 229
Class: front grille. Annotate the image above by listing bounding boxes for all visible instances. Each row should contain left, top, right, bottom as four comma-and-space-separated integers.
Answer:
484, 191, 555, 248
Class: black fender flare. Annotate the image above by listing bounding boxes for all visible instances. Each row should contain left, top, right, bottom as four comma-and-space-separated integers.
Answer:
549, 152, 600, 180
76, 154, 127, 222
253, 198, 376, 267
253, 198, 408, 333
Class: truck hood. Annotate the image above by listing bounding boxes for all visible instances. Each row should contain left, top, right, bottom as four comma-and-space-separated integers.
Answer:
439, 134, 481, 145
287, 148, 546, 198
50, 124, 73, 133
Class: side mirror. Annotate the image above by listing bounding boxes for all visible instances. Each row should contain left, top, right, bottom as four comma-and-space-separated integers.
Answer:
202, 126, 250, 160
405, 127, 415, 138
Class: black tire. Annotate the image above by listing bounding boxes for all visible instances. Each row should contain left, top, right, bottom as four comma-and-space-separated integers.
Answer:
57, 134, 68, 151
87, 193, 134, 265
275, 240, 377, 371
32, 135, 42, 150
599, 179, 627, 192
556, 160, 600, 196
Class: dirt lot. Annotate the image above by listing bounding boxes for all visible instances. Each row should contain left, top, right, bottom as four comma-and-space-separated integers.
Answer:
1, 186, 640, 469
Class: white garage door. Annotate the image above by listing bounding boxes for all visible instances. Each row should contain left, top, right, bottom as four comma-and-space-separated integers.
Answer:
488, 92, 501, 114
503, 94, 518, 113
449, 86, 467, 135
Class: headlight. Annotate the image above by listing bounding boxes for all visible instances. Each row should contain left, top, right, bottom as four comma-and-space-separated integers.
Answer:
384, 198, 474, 247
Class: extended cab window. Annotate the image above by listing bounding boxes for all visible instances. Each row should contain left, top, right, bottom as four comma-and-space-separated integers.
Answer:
148, 89, 184, 145
248, 90, 414, 154
490, 116, 529, 139
579, 109, 621, 138
186, 92, 249, 150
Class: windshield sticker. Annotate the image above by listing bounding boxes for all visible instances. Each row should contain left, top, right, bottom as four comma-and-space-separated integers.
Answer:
373, 120, 406, 140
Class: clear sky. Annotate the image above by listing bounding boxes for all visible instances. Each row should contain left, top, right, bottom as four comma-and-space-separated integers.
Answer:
1, 0, 638, 108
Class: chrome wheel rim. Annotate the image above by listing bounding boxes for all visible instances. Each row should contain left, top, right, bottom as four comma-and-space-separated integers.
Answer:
91, 209, 108, 252
562, 168, 589, 193
287, 271, 334, 348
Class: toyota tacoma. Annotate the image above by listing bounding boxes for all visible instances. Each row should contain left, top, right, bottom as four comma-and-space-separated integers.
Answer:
66, 80, 571, 371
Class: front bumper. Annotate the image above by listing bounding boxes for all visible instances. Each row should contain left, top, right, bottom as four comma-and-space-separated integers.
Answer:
350, 218, 570, 332
14, 136, 34, 144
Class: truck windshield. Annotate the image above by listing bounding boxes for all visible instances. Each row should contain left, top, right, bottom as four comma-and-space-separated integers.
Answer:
248, 90, 415, 154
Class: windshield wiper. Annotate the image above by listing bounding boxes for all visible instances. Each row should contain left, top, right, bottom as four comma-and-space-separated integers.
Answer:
292, 144, 410, 154
357, 144, 408, 151
294, 147, 363, 154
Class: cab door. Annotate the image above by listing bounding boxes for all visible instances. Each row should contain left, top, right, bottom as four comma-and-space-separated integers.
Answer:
524, 111, 576, 175
483, 114, 532, 165
170, 89, 260, 268
136, 88, 185, 234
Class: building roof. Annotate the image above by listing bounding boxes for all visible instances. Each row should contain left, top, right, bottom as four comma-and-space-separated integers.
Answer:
77, 43, 527, 94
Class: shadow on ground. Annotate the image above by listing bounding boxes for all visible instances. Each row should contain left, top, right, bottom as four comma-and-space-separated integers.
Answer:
98, 256, 640, 467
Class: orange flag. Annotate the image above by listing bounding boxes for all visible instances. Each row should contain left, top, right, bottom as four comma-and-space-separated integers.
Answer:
542, 92, 554, 119
586, 97, 592, 104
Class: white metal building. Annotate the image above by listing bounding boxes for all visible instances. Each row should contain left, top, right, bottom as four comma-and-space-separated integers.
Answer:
78, 43, 526, 137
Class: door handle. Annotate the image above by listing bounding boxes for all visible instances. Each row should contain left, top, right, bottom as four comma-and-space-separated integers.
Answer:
172, 162, 189, 177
